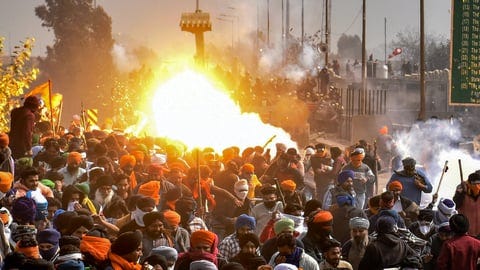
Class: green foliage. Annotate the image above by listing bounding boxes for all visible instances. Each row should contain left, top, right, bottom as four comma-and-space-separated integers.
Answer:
0, 38, 39, 132
35, 0, 115, 119
337, 34, 362, 60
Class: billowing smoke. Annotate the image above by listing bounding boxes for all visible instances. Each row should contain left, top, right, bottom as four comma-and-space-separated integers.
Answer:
392, 118, 480, 207
259, 42, 321, 83
111, 43, 139, 73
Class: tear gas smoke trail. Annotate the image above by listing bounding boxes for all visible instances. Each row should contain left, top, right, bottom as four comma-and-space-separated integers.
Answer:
393, 119, 480, 208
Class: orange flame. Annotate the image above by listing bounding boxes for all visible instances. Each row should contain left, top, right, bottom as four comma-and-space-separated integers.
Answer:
151, 70, 297, 152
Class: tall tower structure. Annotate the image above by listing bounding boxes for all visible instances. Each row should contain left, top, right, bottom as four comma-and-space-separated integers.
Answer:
180, 1, 211, 66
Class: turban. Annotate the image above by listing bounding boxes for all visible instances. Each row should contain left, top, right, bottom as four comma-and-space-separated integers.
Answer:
376, 215, 396, 234
273, 218, 295, 235
449, 213, 469, 234
274, 263, 298, 270
138, 181, 160, 205
221, 262, 245, 270
418, 209, 434, 222
438, 198, 456, 216
165, 188, 182, 202
74, 182, 90, 195
163, 210, 181, 226
67, 152, 82, 165
305, 148, 315, 155
151, 246, 178, 262
15, 239, 40, 259
0, 133, 9, 148
238, 232, 260, 248
148, 163, 167, 175
40, 179, 55, 190
468, 172, 480, 184
131, 150, 145, 164
190, 260, 217, 270
37, 229, 61, 245
438, 222, 452, 233
96, 175, 114, 187
111, 231, 143, 255
190, 230, 216, 247
241, 163, 255, 174
280, 180, 296, 192
143, 211, 163, 228
311, 210, 333, 224
137, 196, 156, 210
336, 194, 355, 206
0, 207, 11, 225
349, 217, 370, 229
379, 126, 388, 135
0, 172, 13, 193
235, 214, 256, 230
11, 197, 36, 224
388, 180, 403, 191
338, 170, 354, 185
11, 225, 37, 243
402, 157, 416, 167
350, 148, 365, 157
315, 143, 326, 151
119, 154, 136, 168
67, 215, 94, 234
234, 180, 249, 192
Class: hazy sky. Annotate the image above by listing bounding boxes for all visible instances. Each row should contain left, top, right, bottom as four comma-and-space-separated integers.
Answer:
0, 0, 451, 59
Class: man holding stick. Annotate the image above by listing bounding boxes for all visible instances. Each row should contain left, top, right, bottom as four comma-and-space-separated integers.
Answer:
453, 170, 480, 237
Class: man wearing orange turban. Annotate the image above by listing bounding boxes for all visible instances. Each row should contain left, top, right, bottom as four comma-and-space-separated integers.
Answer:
0, 133, 14, 175
280, 179, 306, 208
119, 154, 138, 189
302, 209, 334, 263
175, 230, 222, 270
59, 151, 86, 186
387, 180, 419, 226
163, 210, 190, 252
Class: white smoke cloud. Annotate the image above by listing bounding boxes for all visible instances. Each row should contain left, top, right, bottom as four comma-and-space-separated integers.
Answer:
392, 118, 480, 208
111, 43, 140, 73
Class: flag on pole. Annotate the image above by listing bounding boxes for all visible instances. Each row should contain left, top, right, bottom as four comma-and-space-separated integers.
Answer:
86, 109, 98, 127
25, 81, 50, 102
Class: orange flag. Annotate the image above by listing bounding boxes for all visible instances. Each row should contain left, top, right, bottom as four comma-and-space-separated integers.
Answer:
25, 81, 50, 102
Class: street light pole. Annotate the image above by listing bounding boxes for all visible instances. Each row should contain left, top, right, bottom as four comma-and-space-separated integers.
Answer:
267, 0, 270, 46
301, 0, 304, 47
361, 0, 367, 114
419, 0, 426, 120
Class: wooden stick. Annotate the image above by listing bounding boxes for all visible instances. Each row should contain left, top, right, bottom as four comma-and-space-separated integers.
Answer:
434, 160, 448, 195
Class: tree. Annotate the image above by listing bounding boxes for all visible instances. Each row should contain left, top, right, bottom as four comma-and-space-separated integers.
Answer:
337, 34, 362, 60
0, 38, 39, 131
391, 27, 450, 71
35, 0, 116, 119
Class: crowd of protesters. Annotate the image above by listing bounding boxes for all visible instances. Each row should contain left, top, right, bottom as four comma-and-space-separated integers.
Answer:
0, 95, 478, 270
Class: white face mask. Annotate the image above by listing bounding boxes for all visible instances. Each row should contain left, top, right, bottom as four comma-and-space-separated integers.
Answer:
67, 201, 79, 211
235, 190, 248, 200
419, 222, 432, 235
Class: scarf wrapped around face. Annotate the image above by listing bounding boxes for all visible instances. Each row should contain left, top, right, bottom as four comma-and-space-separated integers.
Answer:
282, 247, 303, 267
109, 252, 142, 270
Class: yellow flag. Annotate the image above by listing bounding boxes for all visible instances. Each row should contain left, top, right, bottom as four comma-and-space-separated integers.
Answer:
25, 81, 50, 102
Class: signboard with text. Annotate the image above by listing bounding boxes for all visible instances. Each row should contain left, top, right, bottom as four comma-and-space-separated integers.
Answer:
450, 0, 480, 105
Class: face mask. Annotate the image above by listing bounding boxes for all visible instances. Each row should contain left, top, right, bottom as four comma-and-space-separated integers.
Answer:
40, 246, 58, 261
67, 201, 79, 211
419, 224, 431, 235
235, 190, 248, 200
